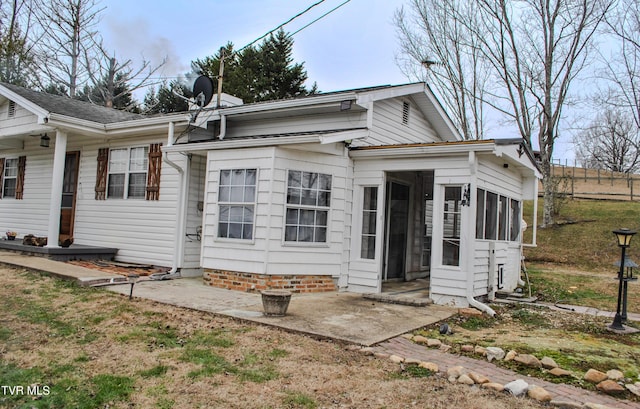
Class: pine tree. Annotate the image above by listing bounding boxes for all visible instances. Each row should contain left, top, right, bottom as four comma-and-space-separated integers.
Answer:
192, 30, 316, 104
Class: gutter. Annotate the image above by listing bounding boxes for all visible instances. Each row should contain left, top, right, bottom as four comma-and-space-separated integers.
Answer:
151, 121, 186, 280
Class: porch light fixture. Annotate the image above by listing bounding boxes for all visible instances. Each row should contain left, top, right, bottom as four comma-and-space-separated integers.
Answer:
609, 228, 636, 331
340, 100, 352, 111
40, 133, 50, 148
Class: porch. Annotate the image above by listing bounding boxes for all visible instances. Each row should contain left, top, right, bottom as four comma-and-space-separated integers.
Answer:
0, 239, 117, 261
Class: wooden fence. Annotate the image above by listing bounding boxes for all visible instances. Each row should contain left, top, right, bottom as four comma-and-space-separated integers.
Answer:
543, 163, 640, 201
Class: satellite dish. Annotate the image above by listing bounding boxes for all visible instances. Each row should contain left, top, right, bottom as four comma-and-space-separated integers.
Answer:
192, 75, 214, 108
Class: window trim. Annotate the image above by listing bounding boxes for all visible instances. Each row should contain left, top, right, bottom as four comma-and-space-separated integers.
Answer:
283, 169, 332, 245
106, 146, 149, 199
442, 185, 463, 267
216, 168, 257, 242
1, 157, 18, 198
360, 185, 378, 260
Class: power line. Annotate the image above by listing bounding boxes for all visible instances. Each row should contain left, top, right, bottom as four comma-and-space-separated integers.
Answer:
235, 0, 327, 54
289, 0, 351, 37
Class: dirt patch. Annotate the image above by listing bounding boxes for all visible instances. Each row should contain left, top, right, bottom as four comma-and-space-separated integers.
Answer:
0, 266, 551, 409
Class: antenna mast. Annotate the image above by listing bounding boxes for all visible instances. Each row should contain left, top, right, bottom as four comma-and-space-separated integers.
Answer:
216, 48, 225, 108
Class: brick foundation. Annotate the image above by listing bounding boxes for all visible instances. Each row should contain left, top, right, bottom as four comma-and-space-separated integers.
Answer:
203, 269, 337, 293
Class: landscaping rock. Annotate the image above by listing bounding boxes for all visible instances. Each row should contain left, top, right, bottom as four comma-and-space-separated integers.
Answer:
504, 350, 518, 361
474, 345, 487, 356
426, 338, 442, 348
458, 307, 483, 317
389, 355, 404, 364
481, 382, 504, 392
486, 346, 505, 362
605, 369, 624, 381
584, 369, 608, 384
596, 380, 625, 395
504, 379, 529, 397
527, 386, 553, 402
468, 371, 490, 384
457, 374, 475, 385
549, 400, 584, 409
461, 344, 474, 353
439, 344, 451, 353
447, 365, 466, 378
400, 333, 414, 340
404, 358, 421, 365
412, 335, 428, 344
541, 356, 558, 369
549, 367, 572, 377
373, 352, 389, 359
625, 382, 640, 397
419, 362, 439, 373
513, 354, 542, 368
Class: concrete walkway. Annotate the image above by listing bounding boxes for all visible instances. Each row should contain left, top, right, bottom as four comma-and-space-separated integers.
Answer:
0, 251, 454, 346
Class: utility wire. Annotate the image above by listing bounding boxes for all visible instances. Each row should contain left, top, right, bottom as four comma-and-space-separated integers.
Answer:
289, 0, 351, 37
235, 0, 326, 54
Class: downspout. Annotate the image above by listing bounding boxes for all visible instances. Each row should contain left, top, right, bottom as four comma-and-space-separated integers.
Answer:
152, 121, 186, 279
217, 114, 227, 140
466, 150, 496, 316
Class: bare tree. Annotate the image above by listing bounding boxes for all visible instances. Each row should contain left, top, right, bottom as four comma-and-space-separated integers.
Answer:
35, 0, 104, 97
575, 107, 640, 173
396, 0, 612, 226
395, 0, 490, 140
85, 52, 165, 110
0, 0, 39, 86
603, 0, 640, 128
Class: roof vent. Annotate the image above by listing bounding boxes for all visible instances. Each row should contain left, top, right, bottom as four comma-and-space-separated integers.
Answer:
8, 100, 16, 118
402, 101, 410, 125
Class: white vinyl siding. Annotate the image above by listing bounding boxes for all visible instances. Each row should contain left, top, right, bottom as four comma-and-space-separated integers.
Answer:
201, 145, 349, 278
358, 98, 439, 147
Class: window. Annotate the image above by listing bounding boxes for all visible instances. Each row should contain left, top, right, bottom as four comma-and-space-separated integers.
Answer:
217, 169, 257, 240
485, 191, 498, 240
510, 199, 521, 241
442, 186, 462, 266
107, 147, 148, 199
476, 188, 521, 242
285, 170, 332, 243
360, 187, 377, 259
2, 158, 18, 198
498, 195, 508, 240
476, 189, 486, 239
402, 101, 410, 125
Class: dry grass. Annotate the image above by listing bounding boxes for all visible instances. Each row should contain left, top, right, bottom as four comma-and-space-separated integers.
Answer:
0, 266, 549, 409
524, 198, 640, 272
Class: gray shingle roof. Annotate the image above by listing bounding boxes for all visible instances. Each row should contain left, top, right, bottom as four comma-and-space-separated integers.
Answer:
1, 82, 144, 124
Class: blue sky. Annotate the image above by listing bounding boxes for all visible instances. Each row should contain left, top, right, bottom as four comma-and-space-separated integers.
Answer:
99, 0, 409, 93
98, 0, 577, 160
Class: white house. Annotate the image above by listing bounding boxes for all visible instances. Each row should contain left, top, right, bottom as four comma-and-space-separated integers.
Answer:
0, 82, 540, 311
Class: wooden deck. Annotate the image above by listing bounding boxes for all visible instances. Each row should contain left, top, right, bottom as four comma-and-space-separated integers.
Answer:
0, 239, 117, 261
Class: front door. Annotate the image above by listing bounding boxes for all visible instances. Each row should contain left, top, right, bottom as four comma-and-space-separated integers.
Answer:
59, 152, 80, 241
384, 182, 410, 280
